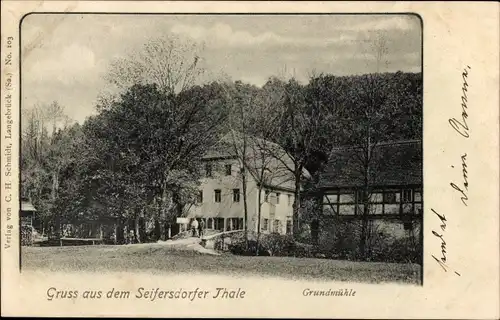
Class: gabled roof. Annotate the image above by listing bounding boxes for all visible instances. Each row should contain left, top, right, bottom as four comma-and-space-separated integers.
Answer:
202, 131, 310, 190
317, 140, 422, 189
202, 131, 284, 161
21, 201, 36, 212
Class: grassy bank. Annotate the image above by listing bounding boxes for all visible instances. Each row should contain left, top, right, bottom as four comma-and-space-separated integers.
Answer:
21, 244, 421, 284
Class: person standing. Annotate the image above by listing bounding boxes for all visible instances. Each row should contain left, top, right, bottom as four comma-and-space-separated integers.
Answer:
191, 218, 199, 237
199, 219, 205, 238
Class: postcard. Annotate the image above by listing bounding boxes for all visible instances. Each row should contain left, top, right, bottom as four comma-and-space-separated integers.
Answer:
1, 1, 499, 318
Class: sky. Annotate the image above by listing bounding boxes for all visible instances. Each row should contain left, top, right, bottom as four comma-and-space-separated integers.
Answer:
21, 14, 422, 123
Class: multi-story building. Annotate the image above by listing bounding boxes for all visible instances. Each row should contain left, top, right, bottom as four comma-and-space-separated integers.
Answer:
182, 132, 306, 235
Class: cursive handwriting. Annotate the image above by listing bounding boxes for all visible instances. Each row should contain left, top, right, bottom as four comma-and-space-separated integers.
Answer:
431, 208, 461, 276
450, 153, 469, 206
449, 66, 471, 138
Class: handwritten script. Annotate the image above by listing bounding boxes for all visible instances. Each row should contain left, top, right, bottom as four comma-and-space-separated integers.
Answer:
431, 209, 461, 276
449, 65, 471, 139
449, 65, 471, 207
431, 65, 471, 276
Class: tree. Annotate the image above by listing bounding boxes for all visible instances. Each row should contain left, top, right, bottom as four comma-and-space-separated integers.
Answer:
21, 102, 74, 237
247, 136, 293, 253
245, 80, 296, 251
83, 83, 227, 242
105, 35, 205, 95
333, 71, 422, 259
343, 73, 390, 259
258, 78, 339, 239
219, 81, 261, 246
221, 78, 303, 250
351, 33, 405, 259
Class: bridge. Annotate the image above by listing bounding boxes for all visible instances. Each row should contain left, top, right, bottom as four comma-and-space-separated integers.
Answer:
170, 229, 246, 251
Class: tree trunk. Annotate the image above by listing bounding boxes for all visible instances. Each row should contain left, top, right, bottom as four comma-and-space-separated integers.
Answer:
241, 170, 249, 248
311, 195, 322, 246
139, 216, 147, 243
134, 214, 141, 243
51, 170, 61, 239
256, 187, 262, 255
359, 128, 372, 260
292, 171, 301, 239
154, 219, 161, 241
359, 196, 369, 259
115, 218, 124, 244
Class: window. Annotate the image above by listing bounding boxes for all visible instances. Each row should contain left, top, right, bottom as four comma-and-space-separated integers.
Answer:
402, 203, 413, 214
339, 205, 355, 215
415, 204, 422, 215
383, 192, 397, 204
286, 218, 292, 235
370, 193, 384, 203
273, 220, 280, 233
339, 193, 355, 203
323, 205, 337, 215
372, 204, 384, 214
214, 218, 224, 231
230, 218, 243, 230
288, 194, 292, 206
414, 190, 422, 202
262, 219, 269, 231
356, 190, 365, 203
402, 189, 412, 203
205, 163, 212, 177
225, 164, 232, 176
276, 193, 280, 204
265, 190, 270, 202
323, 194, 337, 205
232, 189, 240, 202
214, 189, 221, 203
197, 190, 203, 204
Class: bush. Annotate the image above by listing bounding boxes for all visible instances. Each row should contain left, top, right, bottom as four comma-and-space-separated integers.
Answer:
368, 234, 422, 264
260, 233, 296, 256
228, 239, 271, 256
226, 232, 315, 258
315, 220, 422, 264
316, 220, 361, 260
295, 224, 312, 244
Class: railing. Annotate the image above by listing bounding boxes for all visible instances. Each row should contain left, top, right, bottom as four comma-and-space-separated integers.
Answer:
59, 237, 104, 246
202, 229, 245, 240
200, 229, 246, 251
171, 228, 227, 239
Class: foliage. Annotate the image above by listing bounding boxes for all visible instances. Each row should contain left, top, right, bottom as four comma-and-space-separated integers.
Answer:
227, 232, 314, 258
21, 102, 77, 233
315, 220, 422, 264
21, 63, 422, 247
79, 83, 227, 240
105, 35, 205, 95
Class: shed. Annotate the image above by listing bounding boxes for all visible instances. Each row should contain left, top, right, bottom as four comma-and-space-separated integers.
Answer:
20, 201, 37, 246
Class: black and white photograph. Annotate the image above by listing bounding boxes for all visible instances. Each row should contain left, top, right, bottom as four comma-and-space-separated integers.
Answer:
2, 1, 500, 318
19, 13, 423, 285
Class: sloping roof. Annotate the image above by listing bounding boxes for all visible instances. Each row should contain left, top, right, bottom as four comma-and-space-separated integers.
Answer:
317, 140, 422, 189
202, 131, 282, 160
202, 131, 310, 190
21, 201, 36, 212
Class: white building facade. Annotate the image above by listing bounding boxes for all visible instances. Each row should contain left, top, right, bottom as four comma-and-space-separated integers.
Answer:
183, 133, 300, 235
